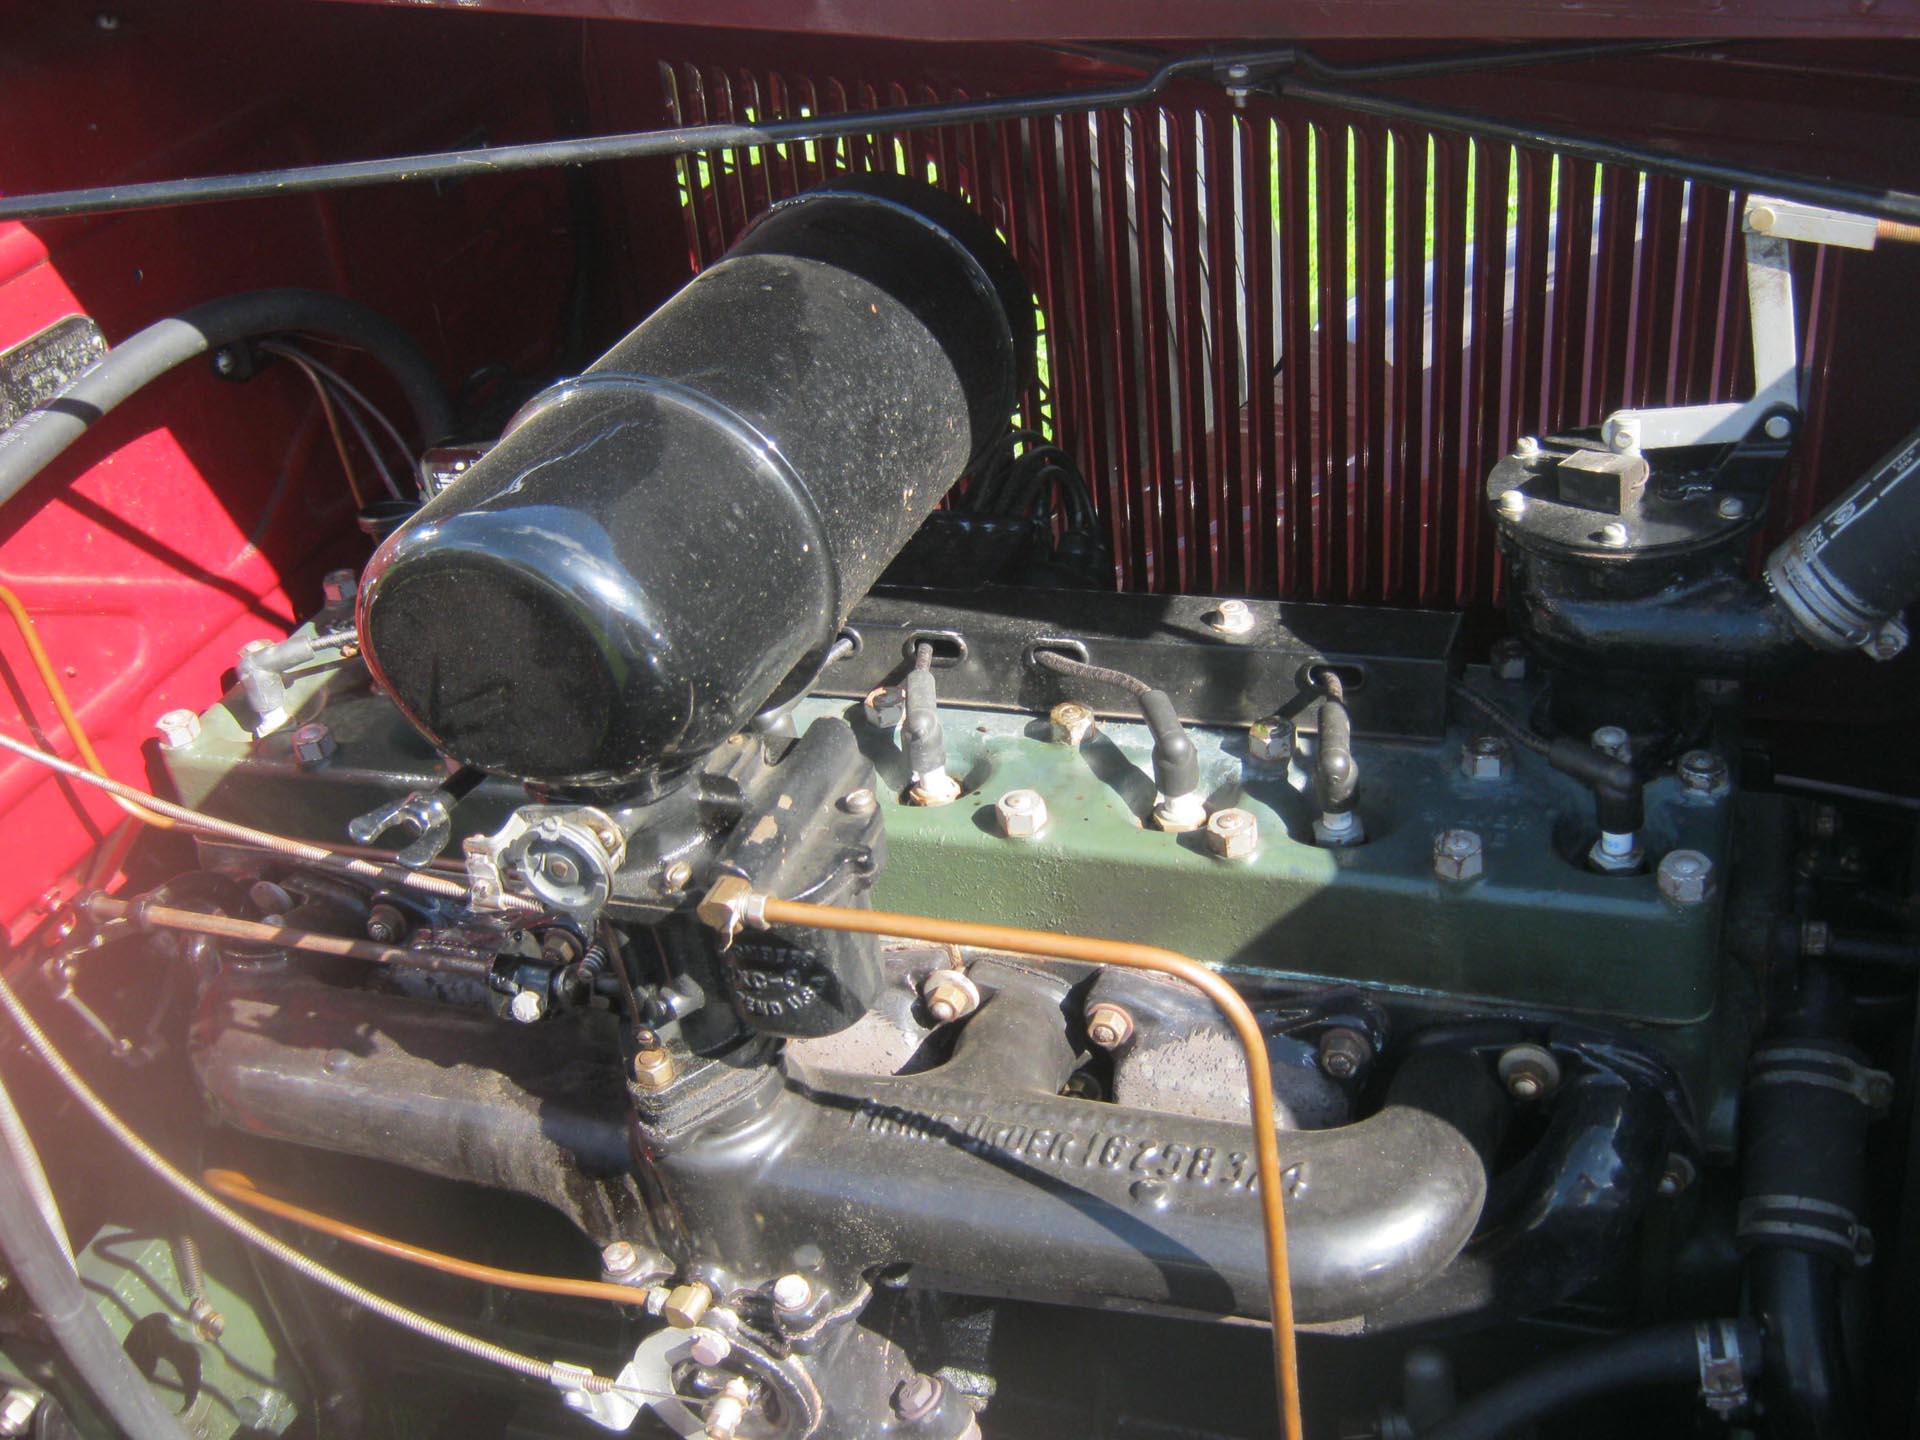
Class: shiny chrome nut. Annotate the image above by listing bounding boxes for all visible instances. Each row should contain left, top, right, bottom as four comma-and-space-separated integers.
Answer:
1084, 1001, 1134, 1050
1247, 716, 1293, 765
1206, 807, 1258, 860
1657, 849, 1716, 906
1677, 749, 1730, 799
1206, 598, 1256, 635
1432, 828, 1484, 883
290, 721, 336, 769
1461, 734, 1512, 781
994, 788, 1048, 839
921, 968, 980, 1024
155, 708, 202, 750
1049, 702, 1097, 748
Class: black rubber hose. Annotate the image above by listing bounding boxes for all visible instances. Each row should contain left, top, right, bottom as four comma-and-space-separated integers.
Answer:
0, 289, 450, 514
1315, 672, 1358, 816
0, 1071, 190, 1437
1421, 1321, 1759, 1440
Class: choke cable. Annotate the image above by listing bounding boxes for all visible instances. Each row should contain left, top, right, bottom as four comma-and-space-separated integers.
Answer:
0, 963, 623, 1396
740, 895, 1304, 1440
203, 1169, 655, 1309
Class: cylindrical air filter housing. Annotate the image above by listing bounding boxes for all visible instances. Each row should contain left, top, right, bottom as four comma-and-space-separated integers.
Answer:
359, 177, 1032, 792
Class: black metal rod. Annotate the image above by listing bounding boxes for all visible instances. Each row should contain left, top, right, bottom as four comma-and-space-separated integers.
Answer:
2, 41, 1915, 224
1275, 75, 1920, 225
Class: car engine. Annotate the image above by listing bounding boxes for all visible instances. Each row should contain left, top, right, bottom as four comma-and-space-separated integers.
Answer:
0, 10, 1917, 1439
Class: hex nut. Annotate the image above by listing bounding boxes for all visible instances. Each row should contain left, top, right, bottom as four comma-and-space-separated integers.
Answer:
1317, 1027, 1372, 1080
0, 1390, 39, 1438
156, 708, 202, 750
1497, 1043, 1561, 1101
1599, 522, 1631, 549
1461, 734, 1512, 781
290, 722, 336, 769
1489, 638, 1528, 681
365, 903, 406, 945
1247, 716, 1293, 765
601, 1241, 639, 1277
1085, 1001, 1135, 1050
1312, 809, 1366, 848
1657, 849, 1716, 906
1432, 828, 1485, 883
908, 769, 962, 807
1677, 749, 1730, 799
771, 1273, 813, 1313
632, 1046, 676, 1090
921, 968, 979, 1024
689, 1330, 733, 1368
662, 1281, 713, 1328
1049, 702, 1097, 748
1206, 598, 1256, 636
894, 1375, 945, 1424
1206, 807, 1259, 860
995, 788, 1048, 839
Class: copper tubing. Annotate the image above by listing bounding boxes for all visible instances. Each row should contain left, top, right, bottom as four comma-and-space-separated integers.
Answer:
753, 896, 1304, 1440
84, 896, 491, 978
202, 1169, 654, 1309
0, 583, 174, 830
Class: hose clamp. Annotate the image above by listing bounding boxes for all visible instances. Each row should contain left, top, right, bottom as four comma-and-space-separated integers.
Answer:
1748, 1044, 1894, 1115
1694, 1322, 1749, 1417
1737, 1193, 1876, 1267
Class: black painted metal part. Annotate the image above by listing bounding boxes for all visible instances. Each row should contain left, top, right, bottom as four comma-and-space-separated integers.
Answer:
358, 175, 1033, 793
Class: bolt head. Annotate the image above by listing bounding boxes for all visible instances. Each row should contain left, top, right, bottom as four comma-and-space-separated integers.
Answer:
1656, 1153, 1697, 1198
1247, 717, 1293, 764
290, 722, 335, 768
1206, 598, 1256, 636
508, 990, 545, 1023
1085, 1001, 1135, 1050
1599, 521, 1631, 549
1432, 828, 1485, 883
1590, 725, 1631, 763
1865, 614, 1910, 661
1206, 807, 1259, 859
632, 1046, 675, 1090
1513, 435, 1541, 457
601, 1241, 639, 1276
1717, 495, 1747, 520
1678, 749, 1730, 797
894, 1374, 944, 1424
1461, 734, 1512, 781
771, 1273, 813, 1312
689, 1332, 732, 1367
365, 905, 405, 944
1049, 701, 1097, 747
1489, 639, 1528, 681
1764, 414, 1794, 440
1657, 848, 1716, 905
1496, 488, 1528, 519
994, 788, 1049, 839
542, 852, 581, 887
841, 787, 877, 816
156, 708, 202, 750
